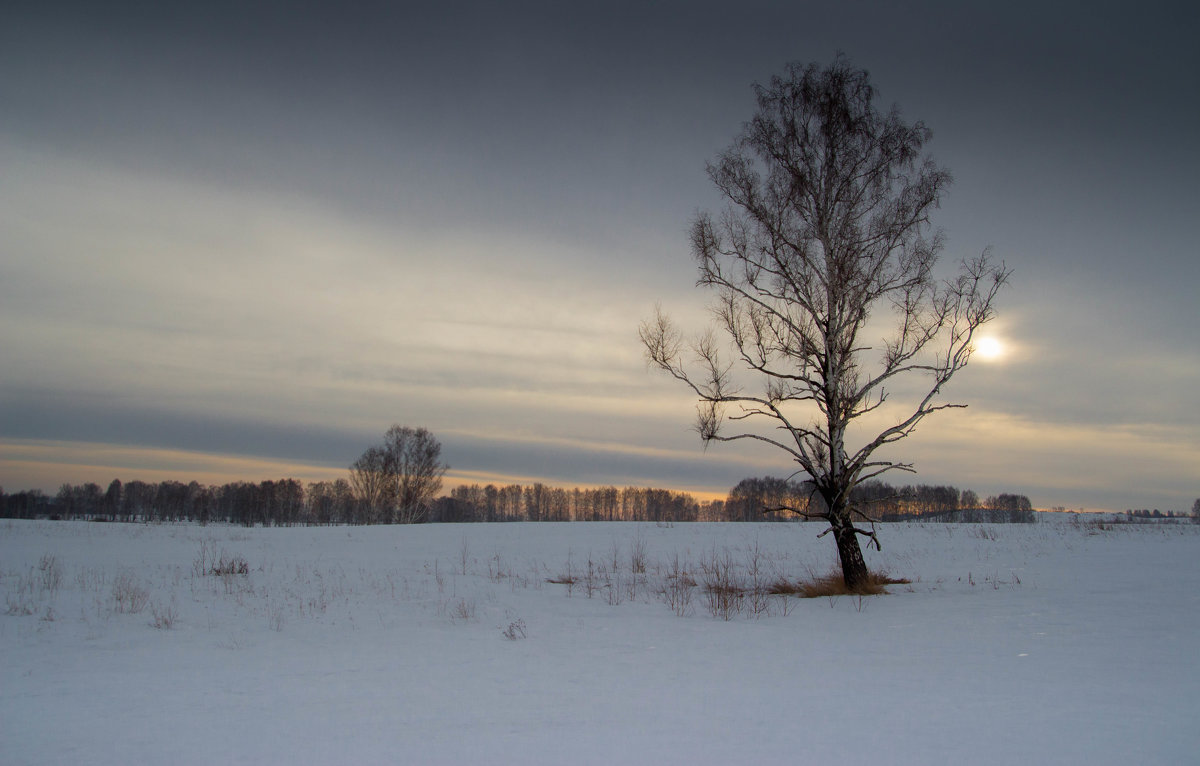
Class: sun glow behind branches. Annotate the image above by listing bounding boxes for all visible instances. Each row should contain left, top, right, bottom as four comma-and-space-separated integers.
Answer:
973, 335, 1006, 363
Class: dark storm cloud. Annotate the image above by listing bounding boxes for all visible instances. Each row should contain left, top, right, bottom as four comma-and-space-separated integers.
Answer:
3, 1, 738, 237
0, 384, 366, 466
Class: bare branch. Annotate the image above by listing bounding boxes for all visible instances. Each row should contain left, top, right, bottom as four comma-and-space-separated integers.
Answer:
763, 505, 828, 520
852, 525, 883, 551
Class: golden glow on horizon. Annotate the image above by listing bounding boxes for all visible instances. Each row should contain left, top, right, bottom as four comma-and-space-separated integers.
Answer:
0, 439, 734, 502
441, 471, 729, 503
0, 439, 348, 491
5, 413, 1198, 513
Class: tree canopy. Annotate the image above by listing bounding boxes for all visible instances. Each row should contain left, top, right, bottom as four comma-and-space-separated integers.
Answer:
642, 56, 1009, 587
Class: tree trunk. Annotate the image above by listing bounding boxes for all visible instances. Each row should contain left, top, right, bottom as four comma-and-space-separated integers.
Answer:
832, 521, 869, 591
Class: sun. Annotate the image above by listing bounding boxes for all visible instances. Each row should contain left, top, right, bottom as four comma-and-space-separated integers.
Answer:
974, 335, 1005, 362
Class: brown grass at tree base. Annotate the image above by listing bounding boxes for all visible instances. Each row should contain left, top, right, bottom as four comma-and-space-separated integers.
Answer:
767, 571, 910, 598
541, 544, 916, 619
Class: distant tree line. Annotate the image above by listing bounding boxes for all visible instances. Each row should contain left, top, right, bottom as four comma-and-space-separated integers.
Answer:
0, 427, 1051, 527
0, 422, 1171, 526
1, 476, 1043, 525
0, 479, 363, 526
0, 479, 724, 526
725, 477, 1038, 524
433, 483, 723, 523
1124, 508, 1194, 523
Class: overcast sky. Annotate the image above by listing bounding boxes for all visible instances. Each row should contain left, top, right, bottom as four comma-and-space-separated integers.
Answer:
2, 1, 1197, 511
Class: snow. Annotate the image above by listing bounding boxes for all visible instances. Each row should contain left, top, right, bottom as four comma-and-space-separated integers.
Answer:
2, 518, 1197, 764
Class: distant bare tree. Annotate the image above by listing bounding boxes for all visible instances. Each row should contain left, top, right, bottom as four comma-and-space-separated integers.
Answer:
349, 445, 393, 524
350, 426, 448, 524
1192, 497, 1199, 524
641, 56, 1009, 589
103, 479, 122, 521
383, 425, 448, 524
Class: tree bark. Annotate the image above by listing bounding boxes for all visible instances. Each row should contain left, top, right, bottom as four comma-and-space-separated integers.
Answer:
832, 519, 869, 591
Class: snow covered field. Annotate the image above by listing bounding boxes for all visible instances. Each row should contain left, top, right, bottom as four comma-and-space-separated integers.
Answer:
2, 518, 1197, 764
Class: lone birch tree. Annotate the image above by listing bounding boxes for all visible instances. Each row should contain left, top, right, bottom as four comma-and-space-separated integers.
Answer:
349, 425, 448, 524
641, 57, 1009, 589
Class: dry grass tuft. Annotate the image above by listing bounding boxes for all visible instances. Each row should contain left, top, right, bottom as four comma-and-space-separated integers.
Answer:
210, 555, 250, 576
111, 571, 151, 614
771, 571, 910, 598
501, 618, 527, 640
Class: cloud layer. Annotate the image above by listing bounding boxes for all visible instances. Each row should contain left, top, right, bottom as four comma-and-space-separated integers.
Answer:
2, 1, 1197, 512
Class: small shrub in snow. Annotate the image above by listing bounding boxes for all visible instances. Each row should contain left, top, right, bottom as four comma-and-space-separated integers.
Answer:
582, 556, 601, 599
608, 539, 623, 575
607, 574, 624, 606
487, 552, 511, 583
151, 600, 177, 629
745, 541, 772, 618
459, 537, 471, 576
194, 541, 249, 578
970, 526, 999, 541
658, 553, 696, 617
451, 598, 476, 622
111, 571, 150, 614
624, 572, 643, 603
12, 596, 39, 617
5, 573, 37, 616
501, 618, 527, 640
210, 556, 249, 576
547, 553, 577, 597
268, 603, 286, 632
630, 534, 648, 575
6, 598, 35, 617
37, 554, 63, 595
192, 540, 213, 578
700, 548, 745, 620
75, 566, 107, 593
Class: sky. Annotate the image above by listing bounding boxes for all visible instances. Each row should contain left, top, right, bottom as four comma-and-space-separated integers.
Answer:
2, 0, 1197, 512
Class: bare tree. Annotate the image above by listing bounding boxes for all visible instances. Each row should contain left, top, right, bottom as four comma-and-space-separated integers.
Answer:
350, 425, 448, 524
350, 445, 392, 524
383, 425, 448, 524
641, 56, 1009, 589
